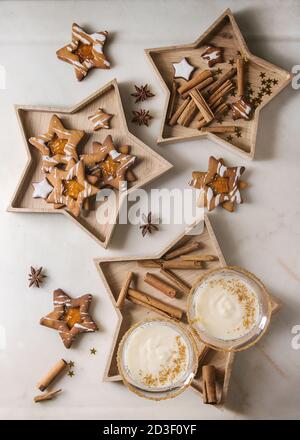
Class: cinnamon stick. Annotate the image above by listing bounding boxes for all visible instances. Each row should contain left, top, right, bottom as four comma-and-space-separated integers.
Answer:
167, 80, 178, 121
34, 389, 62, 403
169, 97, 190, 126
116, 271, 133, 308
162, 260, 203, 270
138, 259, 163, 268
181, 76, 214, 99
189, 89, 214, 123
202, 365, 217, 404
196, 102, 229, 129
208, 80, 234, 106
128, 296, 170, 319
206, 67, 237, 95
164, 241, 201, 260
159, 268, 191, 295
127, 288, 183, 320
198, 345, 210, 364
181, 254, 217, 261
37, 359, 67, 392
144, 272, 177, 298
178, 70, 212, 96
177, 100, 198, 126
201, 126, 236, 134
236, 57, 244, 96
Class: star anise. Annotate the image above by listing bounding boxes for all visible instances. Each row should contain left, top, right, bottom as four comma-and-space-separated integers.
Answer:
131, 84, 155, 103
28, 266, 46, 288
132, 109, 152, 126
140, 212, 159, 237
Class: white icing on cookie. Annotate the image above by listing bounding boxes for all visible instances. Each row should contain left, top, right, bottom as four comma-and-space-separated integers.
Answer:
172, 58, 195, 80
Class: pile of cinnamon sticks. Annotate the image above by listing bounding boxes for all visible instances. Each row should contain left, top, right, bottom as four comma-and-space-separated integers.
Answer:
116, 239, 218, 321
168, 65, 240, 132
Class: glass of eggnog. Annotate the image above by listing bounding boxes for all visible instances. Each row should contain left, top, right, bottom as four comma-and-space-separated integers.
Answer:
187, 266, 272, 351
117, 318, 198, 400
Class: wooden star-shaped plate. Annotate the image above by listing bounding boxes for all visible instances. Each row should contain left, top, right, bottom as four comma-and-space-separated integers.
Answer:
8, 79, 172, 248
145, 9, 291, 159
95, 214, 280, 404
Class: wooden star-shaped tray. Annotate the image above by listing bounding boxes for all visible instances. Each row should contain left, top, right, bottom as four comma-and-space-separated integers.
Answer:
145, 8, 291, 160
8, 79, 172, 248
95, 215, 280, 404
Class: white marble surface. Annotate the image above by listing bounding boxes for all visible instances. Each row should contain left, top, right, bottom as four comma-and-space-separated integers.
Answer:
0, 0, 300, 420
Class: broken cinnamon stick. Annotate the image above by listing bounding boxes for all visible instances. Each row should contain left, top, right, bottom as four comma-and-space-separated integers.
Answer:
164, 241, 201, 260
206, 67, 237, 95
236, 57, 244, 96
144, 272, 176, 298
202, 365, 217, 404
116, 271, 133, 308
34, 389, 62, 403
167, 80, 178, 121
189, 89, 214, 123
201, 126, 236, 133
178, 70, 212, 96
169, 97, 190, 126
127, 288, 183, 320
159, 268, 191, 295
162, 260, 203, 270
181, 254, 217, 262
37, 359, 67, 392
177, 99, 198, 126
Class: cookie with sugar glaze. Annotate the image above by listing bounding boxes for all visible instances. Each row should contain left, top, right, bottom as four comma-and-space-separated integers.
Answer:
56, 23, 110, 81
40, 288, 98, 349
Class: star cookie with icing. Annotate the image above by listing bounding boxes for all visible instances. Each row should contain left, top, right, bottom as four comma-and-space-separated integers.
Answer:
172, 58, 195, 80
29, 115, 85, 173
189, 156, 246, 212
46, 159, 99, 217
40, 288, 98, 349
32, 178, 53, 199
56, 23, 110, 81
88, 108, 113, 131
81, 135, 136, 191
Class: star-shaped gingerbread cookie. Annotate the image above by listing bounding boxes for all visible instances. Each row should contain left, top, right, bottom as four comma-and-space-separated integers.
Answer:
88, 108, 113, 131
81, 135, 136, 191
56, 23, 110, 81
40, 289, 98, 349
189, 156, 246, 212
29, 115, 85, 172
46, 159, 99, 217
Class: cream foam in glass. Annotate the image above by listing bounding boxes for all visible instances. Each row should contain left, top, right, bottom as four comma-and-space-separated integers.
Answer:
188, 266, 271, 351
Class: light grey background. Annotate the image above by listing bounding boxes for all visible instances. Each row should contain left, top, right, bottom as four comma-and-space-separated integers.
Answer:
0, 0, 299, 419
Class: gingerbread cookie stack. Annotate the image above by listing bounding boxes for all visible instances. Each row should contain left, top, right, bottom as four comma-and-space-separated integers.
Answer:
29, 115, 137, 218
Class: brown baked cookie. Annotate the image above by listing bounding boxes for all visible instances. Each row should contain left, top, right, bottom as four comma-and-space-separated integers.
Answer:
56, 23, 110, 81
40, 288, 98, 349
189, 156, 246, 212
29, 115, 85, 173
81, 135, 136, 191
46, 159, 99, 217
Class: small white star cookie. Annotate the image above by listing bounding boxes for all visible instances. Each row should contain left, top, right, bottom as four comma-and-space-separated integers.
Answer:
32, 178, 53, 199
172, 58, 195, 80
